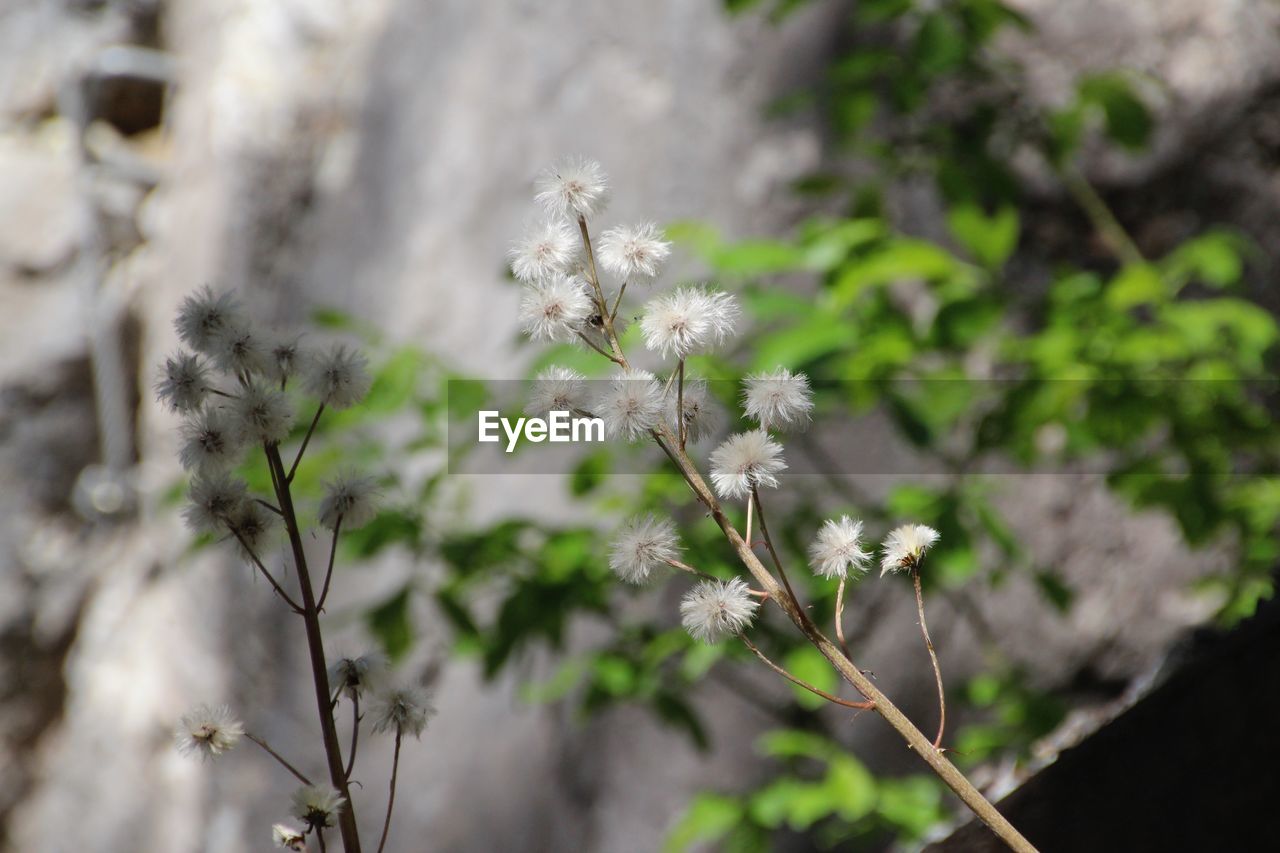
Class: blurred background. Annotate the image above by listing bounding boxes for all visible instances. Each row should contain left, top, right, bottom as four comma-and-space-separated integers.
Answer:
2, 0, 1279, 851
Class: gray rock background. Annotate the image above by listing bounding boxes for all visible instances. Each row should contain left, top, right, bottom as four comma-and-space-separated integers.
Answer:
0, 1, 1276, 851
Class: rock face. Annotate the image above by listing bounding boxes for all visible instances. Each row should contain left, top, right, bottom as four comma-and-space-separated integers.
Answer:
1, 0, 1278, 851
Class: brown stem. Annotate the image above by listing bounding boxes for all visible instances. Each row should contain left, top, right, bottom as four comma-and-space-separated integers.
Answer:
343, 694, 360, 780
318, 516, 343, 612
576, 215, 628, 366
744, 493, 754, 547
609, 280, 628, 324
255, 498, 284, 517
751, 488, 803, 614
740, 634, 873, 711
225, 524, 303, 613
835, 577, 852, 660
676, 359, 686, 450
288, 404, 325, 483
575, 331, 624, 365
375, 729, 402, 853
245, 732, 312, 785
913, 567, 947, 749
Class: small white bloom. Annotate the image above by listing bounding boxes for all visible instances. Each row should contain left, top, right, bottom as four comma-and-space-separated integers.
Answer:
370, 685, 436, 738
318, 472, 379, 531
230, 381, 295, 444
183, 472, 249, 533
808, 516, 871, 580
743, 368, 813, 431
640, 286, 739, 359
534, 156, 610, 219
680, 577, 759, 644
178, 406, 244, 473
609, 514, 681, 584
509, 219, 579, 283
174, 704, 243, 759
525, 366, 587, 417
210, 316, 269, 376
599, 222, 671, 282
666, 377, 719, 444
272, 824, 306, 851
225, 499, 277, 559
175, 286, 244, 355
880, 523, 940, 576
594, 369, 664, 441
303, 344, 372, 410
265, 335, 306, 383
328, 652, 388, 700
291, 784, 346, 830
156, 351, 211, 413
708, 430, 787, 500
518, 275, 594, 343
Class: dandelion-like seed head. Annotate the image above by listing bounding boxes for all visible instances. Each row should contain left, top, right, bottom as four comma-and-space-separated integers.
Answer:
599, 222, 672, 282
156, 351, 210, 413
174, 703, 243, 759
303, 344, 371, 410
226, 499, 277, 559
666, 377, 719, 444
178, 405, 243, 473
525, 366, 586, 418
370, 685, 436, 739
290, 784, 346, 831
272, 824, 306, 851
318, 472, 379, 531
328, 652, 388, 700
518, 275, 593, 343
880, 523, 940, 576
183, 472, 249, 533
808, 515, 871, 580
680, 577, 759, 644
210, 316, 269, 376
509, 219, 579, 283
266, 335, 306, 383
639, 286, 739, 360
743, 367, 813, 432
229, 381, 295, 444
595, 369, 664, 441
708, 430, 787, 500
609, 514, 681, 584
534, 156, 610, 219
175, 286, 244, 355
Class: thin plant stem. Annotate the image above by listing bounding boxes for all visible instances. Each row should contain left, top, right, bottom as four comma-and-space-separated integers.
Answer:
913, 566, 947, 749
256, 498, 284, 516
318, 830, 327, 853
609, 280, 628, 323
676, 359, 686, 450
225, 525, 303, 613
835, 577, 852, 660
751, 488, 803, 612
744, 494, 754, 547
344, 694, 360, 780
375, 729, 403, 853
245, 733, 312, 785
664, 558, 768, 596
318, 516, 343, 612
575, 331, 623, 365
576, 215, 628, 365
288, 403, 325, 483
740, 634, 873, 711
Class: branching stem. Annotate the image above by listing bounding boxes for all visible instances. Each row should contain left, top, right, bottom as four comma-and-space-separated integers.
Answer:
245, 732, 312, 785
913, 566, 947, 748
375, 729, 403, 853
288, 404, 325, 483
740, 634, 874, 710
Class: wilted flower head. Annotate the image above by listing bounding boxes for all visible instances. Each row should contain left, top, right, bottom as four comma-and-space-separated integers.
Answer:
743, 368, 813, 431
175, 286, 243, 355
272, 824, 305, 851
680, 577, 759, 644
370, 685, 436, 738
708, 430, 786, 500
156, 351, 210, 413
639, 286, 739, 359
210, 316, 269, 376
230, 380, 295, 444
535, 156, 610, 219
809, 516, 871, 580
509, 219, 579, 283
666, 377, 719, 444
525, 365, 586, 417
609, 514, 681, 584
318, 472, 379, 531
518, 275, 593, 343
174, 704, 243, 759
595, 369, 663, 441
599, 222, 671, 282
265, 335, 306, 383
225, 499, 277, 559
291, 784, 346, 830
183, 472, 249, 533
179, 405, 243, 473
881, 523, 940, 576
328, 652, 388, 700
303, 344, 371, 410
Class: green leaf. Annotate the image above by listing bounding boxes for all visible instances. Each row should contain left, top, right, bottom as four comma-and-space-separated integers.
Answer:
783, 646, 839, 710
826, 755, 877, 822
756, 729, 833, 760
366, 587, 414, 661
751, 314, 851, 370
832, 239, 960, 305
1105, 263, 1167, 310
1079, 72, 1153, 151
946, 204, 1019, 268
664, 794, 743, 853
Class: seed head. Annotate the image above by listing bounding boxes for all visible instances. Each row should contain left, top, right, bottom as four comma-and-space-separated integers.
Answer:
609, 514, 681, 584
680, 577, 759, 644
174, 704, 243, 759
808, 516, 871, 580
708, 430, 786, 500
743, 367, 813, 432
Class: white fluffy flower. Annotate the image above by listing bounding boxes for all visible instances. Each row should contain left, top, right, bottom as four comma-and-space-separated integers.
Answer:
328, 652, 388, 700
743, 368, 813, 431
291, 784, 346, 830
174, 704, 243, 759
518, 275, 594, 343
156, 351, 211, 412
179, 405, 244, 473
808, 516, 871, 580
318, 472, 379, 531
210, 316, 269, 376
265, 335, 306, 383
708, 430, 787, 500
230, 381, 295, 444
640, 286, 739, 359
175, 286, 244, 355
599, 222, 671, 282
609, 514, 681, 584
509, 219, 579, 283
880, 523, 940, 576
225, 499, 277, 559
183, 472, 249, 533
369, 686, 436, 738
594, 369, 664, 441
680, 577, 759, 644
666, 377, 719, 444
303, 344, 371, 410
272, 824, 305, 851
525, 366, 587, 417
534, 156, 610, 219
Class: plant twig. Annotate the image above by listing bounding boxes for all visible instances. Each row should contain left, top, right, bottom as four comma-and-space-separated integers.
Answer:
375, 729, 403, 853
287, 403, 325, 483
751, 488, 803, 613
245, 732, 312, 785
575, 330, 624, 365
318, 516, 343, 612
225, 525, 303, 613
913, 566, 947, 749
676, 359, 686, 450
740, 634, 873, 711
835, 577, 852, 660
576, 215, 628, 366
344, 695, 360, 780
609, 280, 628, 324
